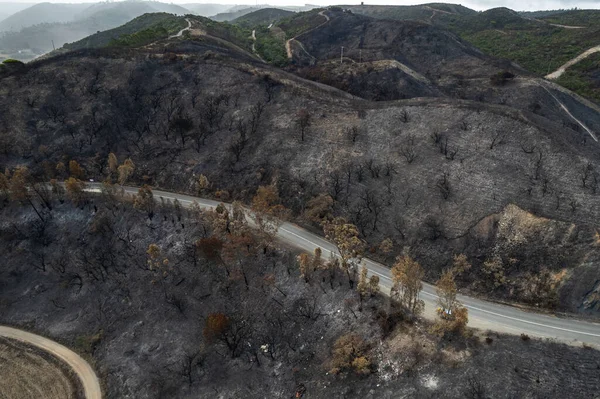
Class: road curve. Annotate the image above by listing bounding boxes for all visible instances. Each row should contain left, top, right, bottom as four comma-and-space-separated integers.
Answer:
168, 18, 192, 39
88, 184, 600, 346
545, 45, 600, 80
250, 30, 266, 63
0, 326, 102, 399
286, 10, 330, 59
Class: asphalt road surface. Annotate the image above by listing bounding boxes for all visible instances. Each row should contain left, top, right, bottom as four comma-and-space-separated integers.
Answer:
93, 183, 600, 346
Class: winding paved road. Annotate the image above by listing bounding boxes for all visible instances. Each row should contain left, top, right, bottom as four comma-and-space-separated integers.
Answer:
0, 326, 102, 399
93, 184, 600, 346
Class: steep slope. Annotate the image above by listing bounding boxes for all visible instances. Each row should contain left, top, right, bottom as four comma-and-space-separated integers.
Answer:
2, 197, 600, 398
281, 10, 473, 100
280, 8, 600, 135
348, 5, 600, 104
287, 11, 492, 75
4, 11, 600, 399
1, 24, 600, 313
0, 3, 90, 32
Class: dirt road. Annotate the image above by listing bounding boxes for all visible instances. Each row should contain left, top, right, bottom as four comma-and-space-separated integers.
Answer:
286, 10, 330, 59
168, 18, 192, 39
545, 45, 600, 80
250, 29, 266, 63
0, 326, 102, 399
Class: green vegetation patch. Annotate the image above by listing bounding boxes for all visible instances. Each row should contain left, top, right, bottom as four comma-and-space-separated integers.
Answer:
462, 26, 600, 76
200, 17, 253, 51
109, 26, 169, 48
254, 26, 287, 66
555, 52, 600, 103
2, 58, 24, 65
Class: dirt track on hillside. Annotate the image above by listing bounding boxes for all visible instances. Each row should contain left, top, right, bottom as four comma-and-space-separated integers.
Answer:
0, 326, 101, 399
545, 45, 600, 80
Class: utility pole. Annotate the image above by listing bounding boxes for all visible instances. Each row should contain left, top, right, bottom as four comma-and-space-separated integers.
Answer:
359, 49, 362, 63
51, 40, 55, 51
340, 46, 344, 64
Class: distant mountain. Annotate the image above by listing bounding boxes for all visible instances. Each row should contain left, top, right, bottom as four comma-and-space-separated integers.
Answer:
273, 4, 318, 13
0, 3, 91, 32
0, 2, 36, 24
74, 1, 190, 21
211, 4, 316, 22
232, 8, 295, 29
62, 13, 187, 51
0, 1, 192, 61
181, 3, 232, 17
518, 9, 575, 18
211, 7, 262, 22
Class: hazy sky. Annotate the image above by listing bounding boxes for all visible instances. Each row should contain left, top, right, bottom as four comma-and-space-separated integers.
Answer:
0, 0, 599, 11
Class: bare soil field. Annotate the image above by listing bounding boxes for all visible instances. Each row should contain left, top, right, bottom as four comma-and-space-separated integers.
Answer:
0, 337, 83, 399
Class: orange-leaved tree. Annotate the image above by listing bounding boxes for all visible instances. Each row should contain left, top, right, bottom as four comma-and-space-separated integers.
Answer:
303, 193, 333, 223
203, 313, 229, 343
65, 177, 86, 204
69, 160, 85, 180
134, 185, 154, 219
117, 158, 135, 185
203, 313, 249, 358
107, 153, 118, 176
390, 255, 424, 316
146, 243, 170, 284
323, 217, 365, 286
251, 184, 289, 253
432, 269, 469, 337
330, 334, 371, 375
